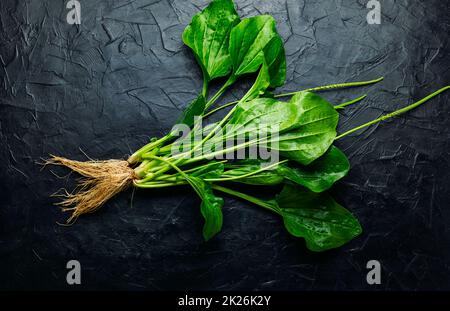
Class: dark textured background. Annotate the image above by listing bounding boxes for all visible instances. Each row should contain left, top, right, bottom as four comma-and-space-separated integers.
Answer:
0, 0, 449, 291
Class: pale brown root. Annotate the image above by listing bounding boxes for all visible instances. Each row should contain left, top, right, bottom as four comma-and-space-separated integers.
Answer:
45, 156, 137, 223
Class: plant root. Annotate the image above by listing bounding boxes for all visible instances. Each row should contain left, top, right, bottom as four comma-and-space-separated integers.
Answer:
45, 156, 137, 223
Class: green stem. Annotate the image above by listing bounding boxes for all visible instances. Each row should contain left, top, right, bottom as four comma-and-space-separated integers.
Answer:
134, 160, 149, 177
336, 86, 450, 140
135, 162, 152, 178
203, 77, 383, 118
135, 182, 281, 215
128, 135, 172, 164
278, 76, 384, 98
143, 155, 212, 201
143, 155, 187, 178
134, 181, 187, 188
181, 136, 265, 165
152, 160, 228, 182
147, 132, 265, 180
202, 78, 209, 99
161, 105, 237, 166
147, 159, 283, 183
133, 148, 161, 177
334, 94, 367, 110
211, 185, 280, 214
203, 101, 237, 118
183, 160, 227, 173
206, 160, 288, 182
153, 174, 178, 182
205, 75, 237, 109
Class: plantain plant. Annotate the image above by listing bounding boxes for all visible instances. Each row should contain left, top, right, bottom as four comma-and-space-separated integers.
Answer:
46, 0, 449, 252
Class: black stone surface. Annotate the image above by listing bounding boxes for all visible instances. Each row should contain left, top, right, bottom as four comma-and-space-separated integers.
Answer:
0, 0, 449, 290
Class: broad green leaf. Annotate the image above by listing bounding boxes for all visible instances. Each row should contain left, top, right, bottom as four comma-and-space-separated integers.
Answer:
277, 146, 350, 192
270, 92, 339, 165
185, 176, 224, 241
176, 95, 206, 129
275, 184, 362, 252
263, 36, 286, 87
229, 15, 286, 85
182, 0, 240, 81
228, 97, 299, 134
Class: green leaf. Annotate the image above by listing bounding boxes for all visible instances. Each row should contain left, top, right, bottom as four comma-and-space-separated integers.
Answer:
275, 184, 362, 252
240, 61, 271, 102
277, 146, 350, 192
176, 95, 206, 129
191, 162, 225, 179
182, 0, 240, 81
185, 176, 224, 241
236, 172, 284, 185
228, 97, 299, 134
229, 15, 285, 85
221, 146, 349, 189
195, 92, 338, 168
263, 36, 286, 88
270, 92, 339, 165
222, 160, 284, 185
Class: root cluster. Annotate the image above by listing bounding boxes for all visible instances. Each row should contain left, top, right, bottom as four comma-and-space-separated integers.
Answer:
46, 156, 136, 223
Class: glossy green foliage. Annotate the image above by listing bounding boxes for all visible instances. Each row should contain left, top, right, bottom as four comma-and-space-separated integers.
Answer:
278, 146, 350, 192
183, 0, 240, 81
229, 15, 284, 79
275, 184, 362, 251
223, 92, 339, 166
228, 15, 286, 98
170, 0, 356, 249
263, 36, 286, 88
185, 176, 224, 241
228, 97, 298, 133
273, 92, 339, 165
